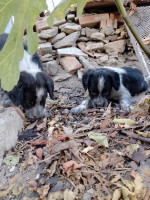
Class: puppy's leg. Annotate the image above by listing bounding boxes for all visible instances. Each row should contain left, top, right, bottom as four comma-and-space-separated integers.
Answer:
70, 99, 90, 114
119, 92, 132, 111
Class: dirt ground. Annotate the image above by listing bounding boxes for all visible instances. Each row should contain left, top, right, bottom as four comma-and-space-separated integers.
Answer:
1, 51, 150, 200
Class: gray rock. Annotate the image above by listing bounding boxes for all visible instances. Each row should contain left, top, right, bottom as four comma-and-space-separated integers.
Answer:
59, 56, 82, 74
77, 37, 90, 42
79, 56, 94, 70
85, 27, 99, 37
52, 32, 66, 44
38, 27, 58, 39
85, 42, 104, 51
59, 23, 81, 34
100, 27, 114, 36
54, 31, 80, 49
41, 54, 53, 62
53, 73, 72, 82
37, 43, 52, 56
90, 32, 105, 41
57, 47, 88, 57
104, 40, 126, 53
67, 14, 75, 21
43, 60, 58, 76
99, 55, 109, 63
81, 28, 86, 36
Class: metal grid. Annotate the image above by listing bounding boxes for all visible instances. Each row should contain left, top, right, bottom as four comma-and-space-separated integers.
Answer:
126, 6, 150, 76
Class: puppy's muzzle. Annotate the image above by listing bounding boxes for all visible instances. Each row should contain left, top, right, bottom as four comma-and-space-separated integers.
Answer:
25, 105, 46, 119
89, 97, 109, 108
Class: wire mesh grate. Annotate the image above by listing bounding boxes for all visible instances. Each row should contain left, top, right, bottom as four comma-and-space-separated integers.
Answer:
126, 6, 150, 76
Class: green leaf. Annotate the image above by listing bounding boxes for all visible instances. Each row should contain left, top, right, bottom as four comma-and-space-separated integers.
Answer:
47, 0, 92, 27
113, 118, 136, 126
88, 132, 109, 148
3, 155, 20, 166
0, 0, 47, 91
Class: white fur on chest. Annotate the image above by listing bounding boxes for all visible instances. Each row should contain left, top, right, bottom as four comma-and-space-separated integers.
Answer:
19, 50, 41, 78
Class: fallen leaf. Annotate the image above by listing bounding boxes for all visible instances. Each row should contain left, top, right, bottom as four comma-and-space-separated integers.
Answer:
88, 132, 109, 148
125, 144, 140, 157
113, 118, 136, 126
37, 185, 50, 199
132, 151, 146, 163
3, 155, 20, 166
121, 186, 136, 200
36, 118, 47, 131
57, 134, 70, 141
48, 191, 63, 200
63, 160, 82, 172
112, 188, 121, 200
136, 130, 150, 138
28, 180, 38, 190
121, 179, 134, 191
64, 189, 76, 200
36, 148, 43, 160
82, 146, 94, 153
132, 95, 150, 116
134, 173, 147, 198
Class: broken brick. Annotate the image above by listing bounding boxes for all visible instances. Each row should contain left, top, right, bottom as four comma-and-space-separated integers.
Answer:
79, 13, 109, 28
110, 13, 123, 23
100, 19, 107, 29
106, 19, 114, 28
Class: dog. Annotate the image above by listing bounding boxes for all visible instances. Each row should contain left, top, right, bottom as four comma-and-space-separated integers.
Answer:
71, 66, 149, 114
0, 33, 54, 119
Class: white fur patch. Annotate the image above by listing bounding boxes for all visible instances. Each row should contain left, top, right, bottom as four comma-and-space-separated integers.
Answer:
98, 77, 105, 93
104, 66, 126, 74
71, 99, 89, 114
19, 50, 41, 78
36, 88, 44, 103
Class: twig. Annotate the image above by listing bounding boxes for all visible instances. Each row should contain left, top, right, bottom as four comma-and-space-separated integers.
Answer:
38, 152, 60, 163
121, 130, 150, 143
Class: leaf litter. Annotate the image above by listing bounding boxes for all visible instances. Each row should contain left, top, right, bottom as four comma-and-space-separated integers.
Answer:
1, 88, 150, 200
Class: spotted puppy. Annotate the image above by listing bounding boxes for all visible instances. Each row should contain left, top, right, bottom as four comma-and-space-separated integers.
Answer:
71, 66, 149, 114
0, 33, 54, 119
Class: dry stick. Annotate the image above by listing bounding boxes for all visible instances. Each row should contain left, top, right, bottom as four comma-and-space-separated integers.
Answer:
121, 130, 150, 143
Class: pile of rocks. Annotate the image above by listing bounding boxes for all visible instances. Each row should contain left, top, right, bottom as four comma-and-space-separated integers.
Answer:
35, 11, 138, 81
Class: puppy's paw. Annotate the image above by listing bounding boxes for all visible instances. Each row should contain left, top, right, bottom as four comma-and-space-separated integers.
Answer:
121, 102, 132, 112
70, 106, 84, 114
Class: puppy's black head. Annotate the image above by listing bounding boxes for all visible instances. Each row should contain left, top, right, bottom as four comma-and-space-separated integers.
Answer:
8, 71, 54, 119
82, 68, 120, 108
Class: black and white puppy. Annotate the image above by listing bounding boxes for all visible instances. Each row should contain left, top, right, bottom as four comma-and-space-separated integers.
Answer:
0, 33, 54, 119
71, 66, 149, 113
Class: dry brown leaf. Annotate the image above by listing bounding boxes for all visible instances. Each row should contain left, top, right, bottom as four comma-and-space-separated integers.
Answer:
132, 95, 150, 116
47, 160, 57, 177
125, 144, 140, 157
136, 130, 150, 138
134, 173, 147, 198
48, 191, 63, 200
128, 2, 139, 16
63, 160, 82, 172
64, 189, 76, 200
36, 118, 47, 131
0, 175, 18, 197
36, 148, 43, 160
112, 188, 121, 200
37, 185, 50, 199
81, 146, 94, 153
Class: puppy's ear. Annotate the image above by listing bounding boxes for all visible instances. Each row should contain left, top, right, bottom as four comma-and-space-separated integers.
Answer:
44, 74, 54, 100
8, 82, 23, 106
110, 72, 120, 91
82, 70, 92, 91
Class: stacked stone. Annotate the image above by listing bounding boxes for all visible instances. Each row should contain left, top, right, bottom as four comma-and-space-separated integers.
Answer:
35, 12, 135, 81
